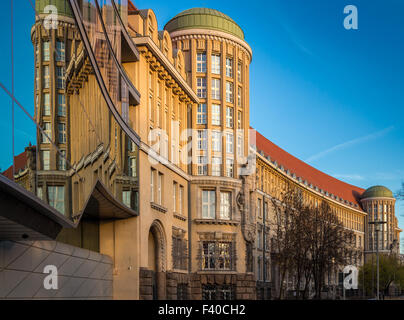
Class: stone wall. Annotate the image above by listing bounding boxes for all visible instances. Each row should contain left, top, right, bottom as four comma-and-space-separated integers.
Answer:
139, 268, 154, 300
140, 269, 256, 300
0, 240, 113, 299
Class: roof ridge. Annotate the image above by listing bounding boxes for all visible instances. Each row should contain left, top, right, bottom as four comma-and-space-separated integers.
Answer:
252, 127, 365, 209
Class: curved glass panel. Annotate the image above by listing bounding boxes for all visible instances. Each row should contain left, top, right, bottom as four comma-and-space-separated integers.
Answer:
0, 0, 140, 240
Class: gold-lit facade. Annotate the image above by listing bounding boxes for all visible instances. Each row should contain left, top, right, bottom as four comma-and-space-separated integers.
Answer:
2, 1, 400, 300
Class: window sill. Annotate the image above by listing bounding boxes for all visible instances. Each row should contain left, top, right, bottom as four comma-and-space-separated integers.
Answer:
197, 270, 237, 274
194, 219, 239, 226
174, 213, 187, 221
150, 202, 167, 213
171, 268, 189, 274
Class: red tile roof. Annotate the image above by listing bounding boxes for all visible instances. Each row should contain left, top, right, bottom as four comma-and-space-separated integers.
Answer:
253, 129, 365, 210
2, 149, 30, 180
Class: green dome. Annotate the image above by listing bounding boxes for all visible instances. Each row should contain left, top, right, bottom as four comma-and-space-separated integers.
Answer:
36, 0, 73, 18
164, 8, 245, 40
362, 186, 394, 199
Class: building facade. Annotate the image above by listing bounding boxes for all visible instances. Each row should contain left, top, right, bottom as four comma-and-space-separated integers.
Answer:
0, 0, 401, 300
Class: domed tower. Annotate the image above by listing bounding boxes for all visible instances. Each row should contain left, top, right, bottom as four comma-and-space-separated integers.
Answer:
165, 8, 252, 179
31, 0, 78, 215
361, 186, 401, 259
165, 8, 255, 299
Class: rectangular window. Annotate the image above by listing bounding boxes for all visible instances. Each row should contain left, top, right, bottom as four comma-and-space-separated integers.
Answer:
211, 104, 221, 126
238, 62, 242, 82
43, 93, 50, 116
202, 242, 216, 270
56, 67, 65, 89
41, 150, 50, 170
156, 102, 161, 127
148, 94, 153, 120
122, 191, 132, 208
179, 186, 184, 214
226, 107, 234, 128
202, 242, 232, 270
226, 58, 233, 77
197, 155, 207, 176
257, 198, 262, 217
57, 94, 66, 117
48, 186, 65, 214
212, 157, 221, 176
197, 52, 207, 73
36, 68, 40, 90
237, 111, 242, 129
56, 41, 65, 62
226, 133, 234, 154
58, 150, 66, 171
177, 284, 188, 299
197, 130, 207, 150
156, 81, 160, 99
212, 131, 222, 152
41, 122, 52, 143
173, 182, 177, 213
172, 237, 188, 271
202, 190, 215, 219
197, 78, 207, 98
151, 169, 155, 202
257, 258, 262, 280
257, 229, 262, 249
220, 192, 231, 220
237, 86, 242, 106
237, 135, 243, 157
37, 187, 43, 200
226, 82, 233, 103
43, 66, 50, 89
58, 123, 66, 144
128, 156, 137, 177
226, 159, 234, 178
149, 72, 153, 90
43, 41, 50, 62
158, 173, 163, 205
211, 54, 221, 74
197, 104, 207, 124
211, 79, 221, 100
35, 42, 39, 63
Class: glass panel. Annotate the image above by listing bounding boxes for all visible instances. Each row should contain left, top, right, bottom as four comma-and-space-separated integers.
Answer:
0, 0, 140, 225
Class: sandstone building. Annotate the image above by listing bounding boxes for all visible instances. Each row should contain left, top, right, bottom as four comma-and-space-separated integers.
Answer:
0, 0, 401, 300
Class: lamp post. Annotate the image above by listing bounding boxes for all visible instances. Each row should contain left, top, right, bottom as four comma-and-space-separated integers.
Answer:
369, 218, 386, 300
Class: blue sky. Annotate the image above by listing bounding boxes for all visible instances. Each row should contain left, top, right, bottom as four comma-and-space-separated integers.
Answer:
0, 1, 403, 249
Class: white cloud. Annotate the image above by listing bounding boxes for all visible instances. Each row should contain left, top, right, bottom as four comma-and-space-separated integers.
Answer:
305, 126, 395, 163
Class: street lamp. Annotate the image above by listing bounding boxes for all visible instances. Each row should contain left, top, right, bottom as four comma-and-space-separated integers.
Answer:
369, 218, 386, 300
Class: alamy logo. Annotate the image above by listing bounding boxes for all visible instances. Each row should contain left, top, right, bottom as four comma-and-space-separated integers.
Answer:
343, 5, 358, 30
43, 5, 59, 30
343, 265, 358, 290
43, 265, 58, 290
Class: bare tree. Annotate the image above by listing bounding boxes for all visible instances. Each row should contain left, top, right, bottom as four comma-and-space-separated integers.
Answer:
308, 201, 355, 299
270, 183, 356, 299
270, 184, 312, 299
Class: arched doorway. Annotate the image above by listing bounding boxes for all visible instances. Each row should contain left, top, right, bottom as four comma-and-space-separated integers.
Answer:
147, 220, 166, 300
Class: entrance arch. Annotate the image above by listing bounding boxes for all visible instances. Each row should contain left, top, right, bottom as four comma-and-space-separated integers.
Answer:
147, 220, 166, 299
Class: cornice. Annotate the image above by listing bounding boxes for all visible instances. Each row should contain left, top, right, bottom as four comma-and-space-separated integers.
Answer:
256, 151, 366, 215
168, 29, 253, 62
132, 36, 199, 103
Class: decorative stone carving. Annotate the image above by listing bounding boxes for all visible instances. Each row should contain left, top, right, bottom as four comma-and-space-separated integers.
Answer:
239, 166, 256, 244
